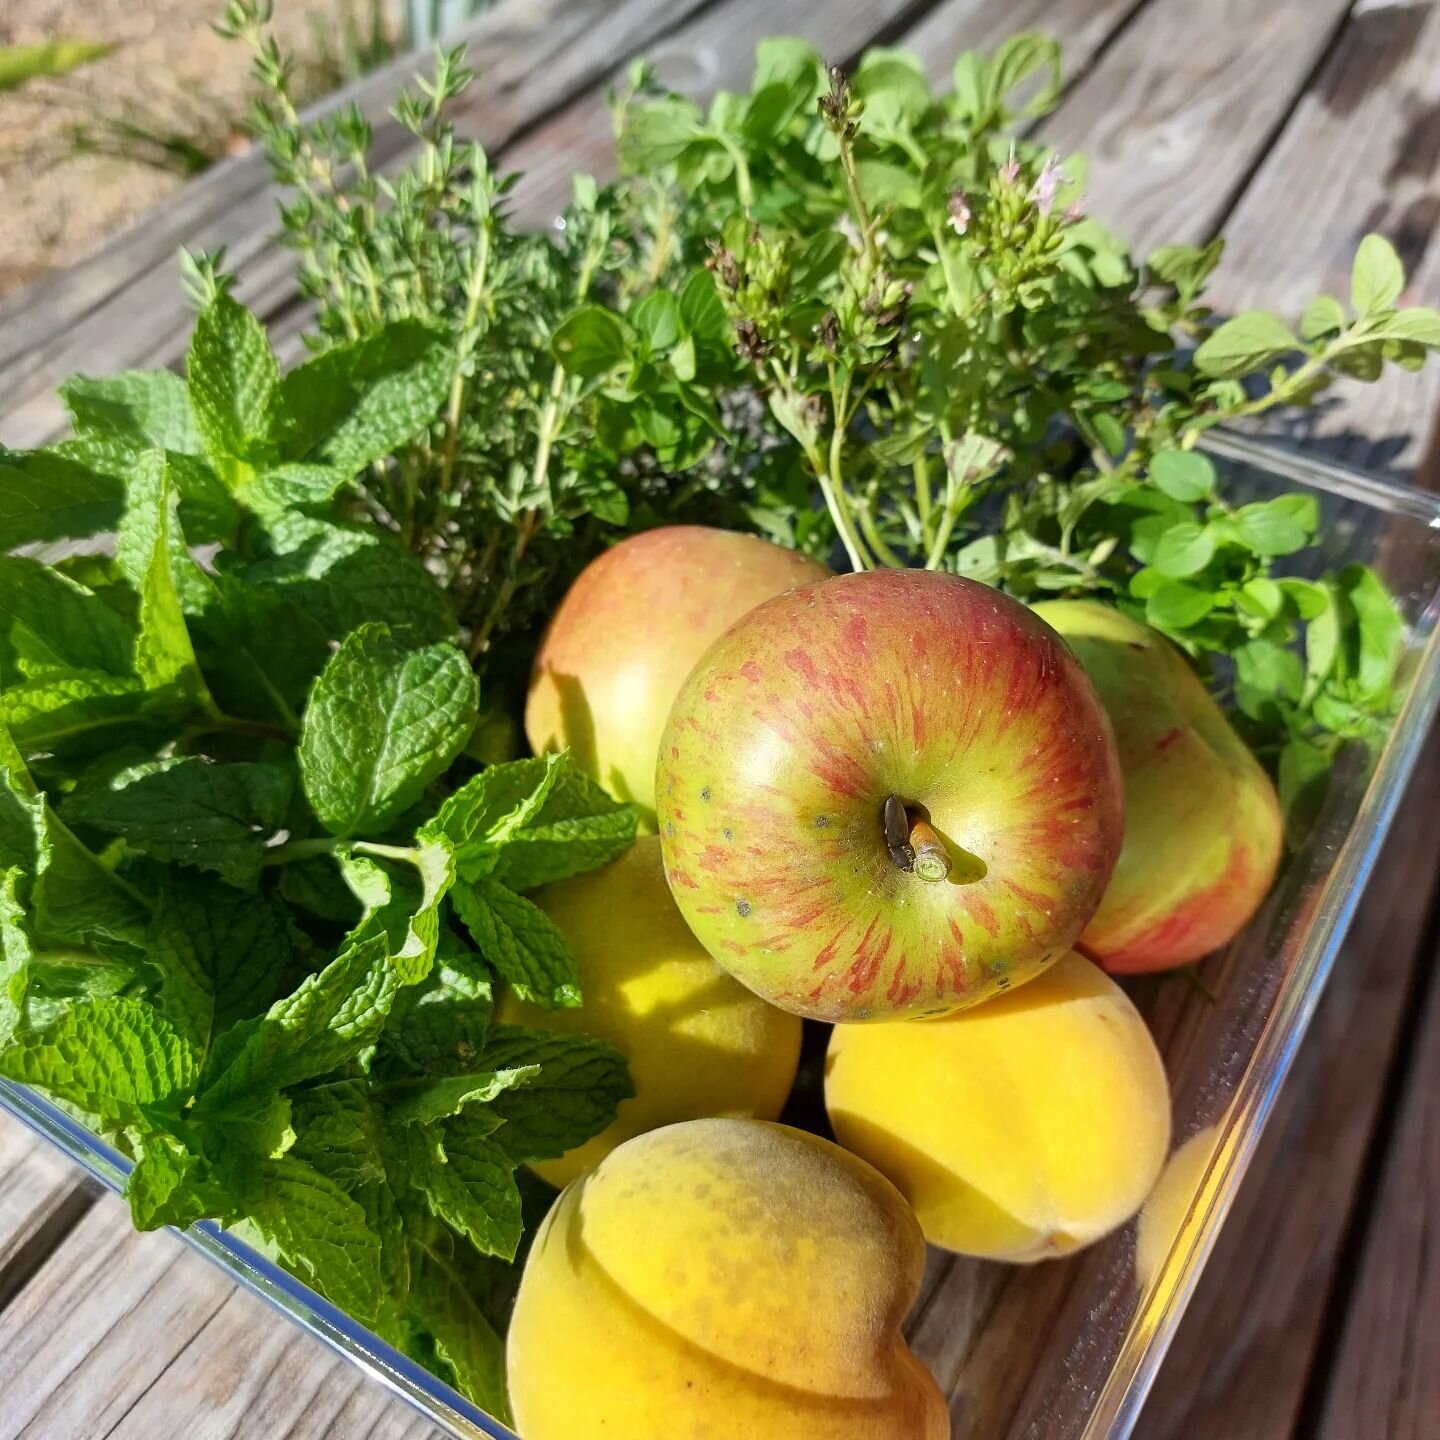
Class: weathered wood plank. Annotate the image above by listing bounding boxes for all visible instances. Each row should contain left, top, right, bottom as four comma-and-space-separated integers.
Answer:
1313, 922, 1440, 1440
1206, 0, 1440, 474
1132, 723, 1440, 1439
0, 1190, 447, 1440
0, 1119, 97, 1313
1037, 0, 1355, 257
499, 0, 1140, 228
0, 0, 717, 449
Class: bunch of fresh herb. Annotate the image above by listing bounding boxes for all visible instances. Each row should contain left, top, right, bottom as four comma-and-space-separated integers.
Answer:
0, 292, 641, 1421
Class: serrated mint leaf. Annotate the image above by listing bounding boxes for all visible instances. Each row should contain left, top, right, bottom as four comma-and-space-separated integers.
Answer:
408, 1121, 522, 1260
65, 757, 290, 887
242, 513, 458, 645
0, 997, 198, 1126
408, 1244, 511, 1424
0, 556, 135, 676
290, 1080, 387, 1189
425, 753, 636, 890
1148, 449, 1214, 502
62, 370, 202, 453
233, 1156, 384, 1323
1151, 521, 1215, 579
238, 462, 351, 516
384, 1067, 537, 1127
0, 868, 33, 1045
0, 449, 123, 549
339, 837, 455, 985
145, 876, 298, 1053
299, 625, 477, 838
1193, 312, 1297, 378
278, 321, 451, 475
451, 876, 580, 1009
126, 1130, 230, 1230
196, 934, 396, 1114
479, 1024, 632, 1164
0, 671, 148, 756
187, 294, 280, 481
380, 939, 493, 1077
1350, 233, 1404, 317
126, 453, 211, 703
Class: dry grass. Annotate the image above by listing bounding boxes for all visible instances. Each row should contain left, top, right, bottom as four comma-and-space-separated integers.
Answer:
0, 0, 396, 297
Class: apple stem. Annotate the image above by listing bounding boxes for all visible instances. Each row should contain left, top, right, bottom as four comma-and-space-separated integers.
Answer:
908, 818, 952, 884
882, 794, 916, 872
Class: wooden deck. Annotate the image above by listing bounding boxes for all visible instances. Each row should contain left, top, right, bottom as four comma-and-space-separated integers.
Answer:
1, 0, 1438, 1436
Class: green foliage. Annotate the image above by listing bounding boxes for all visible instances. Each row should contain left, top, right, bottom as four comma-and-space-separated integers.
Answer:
0, 39, 114, 93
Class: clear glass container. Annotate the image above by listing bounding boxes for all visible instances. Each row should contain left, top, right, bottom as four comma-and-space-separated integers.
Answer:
3, 432, 1438, 1440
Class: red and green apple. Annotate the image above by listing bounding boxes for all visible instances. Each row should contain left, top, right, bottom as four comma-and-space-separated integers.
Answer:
656, 569, 1125, 1022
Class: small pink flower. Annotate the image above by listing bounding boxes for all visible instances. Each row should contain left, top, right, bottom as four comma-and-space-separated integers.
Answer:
999, 141, 1020, 186
947, 189, 971, 235
1064, 196, 1085, 224
1032, 152, 1067, 216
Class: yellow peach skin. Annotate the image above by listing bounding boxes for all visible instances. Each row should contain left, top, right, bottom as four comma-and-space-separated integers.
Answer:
1032, 599, 1283, 973
825, 952, 1171, 1262
524, 526, 828, 827
507, 1119, 949, 1440
498, 837, 802, 1188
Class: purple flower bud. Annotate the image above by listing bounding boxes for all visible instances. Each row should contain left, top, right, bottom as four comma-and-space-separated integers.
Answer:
999, 141, 1020, 186
1064, 196, 1085, 224
1032, 152, 1067, 216
947, 189, 971, 235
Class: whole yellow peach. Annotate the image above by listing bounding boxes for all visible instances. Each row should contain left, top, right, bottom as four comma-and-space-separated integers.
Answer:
826, 952, 1171, 1261
497, 836, 802, 1188
507, 1118, 948, 1439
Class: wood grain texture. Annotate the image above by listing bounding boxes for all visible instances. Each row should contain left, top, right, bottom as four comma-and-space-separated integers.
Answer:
0, 1190, 446, 1440
0, 1120, 97, 1312
1209, 0, 1440, 474
1133, 724, 1440, 1440
1313, 919, 1440, 1440
0, 0, 715, 450
1037, 0, 1355, 257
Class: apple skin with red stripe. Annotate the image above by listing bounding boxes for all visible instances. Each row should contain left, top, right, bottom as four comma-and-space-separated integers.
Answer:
1032, 599, 1283, 973
655, 569, 1125, 1022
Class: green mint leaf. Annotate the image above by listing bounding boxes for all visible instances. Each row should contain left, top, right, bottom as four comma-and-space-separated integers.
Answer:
551, 306, 632, 379
1148, 449, 1215, 502
196, 934, 396, 1114
480, 1024, 633, 1164
0, 449, 123, 549
238, 513, 458, 646
1233, 638, 1304, 713
0, 868, 33, 1046
1193, 312, 1297, 378
492, 768, 636, 893
187, 294, 280, 480
407, 1120, 523, 1260
1233, 498, 1312, 556
127, 1131, 230, 1230
237, 462, 351, 515
339, 836, 456, 984
0, 556, 135, 676
0, 997, 198, 1126
278, 321, 451, 474
64, 757, 291, 888
408, 1245, 511, 1424
299, 625, 477, 838
678, 268, 728, 342
451, 876, 580, 1009
1305, 583, 1341, 699
125, 453, 211, 703
1145, 581, 1215, 630
380, 939, 493, 1078
145, 876, 299, 1054
617, 95, 703, 169
1279, 577, 1330, 620
1299, 295, 1347, 342
1350, 234, 1404, 317
290, 1080, 388, 1189
422, 753, 568, 876
1151, 521, 1215, 579
0, 672, 148, 757
383, 1067, 538, 1127
61, 369, 202, 453
1236, 577, 1284, 620
1148, 239, 1224, 303
233, 1156, 384, 1323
